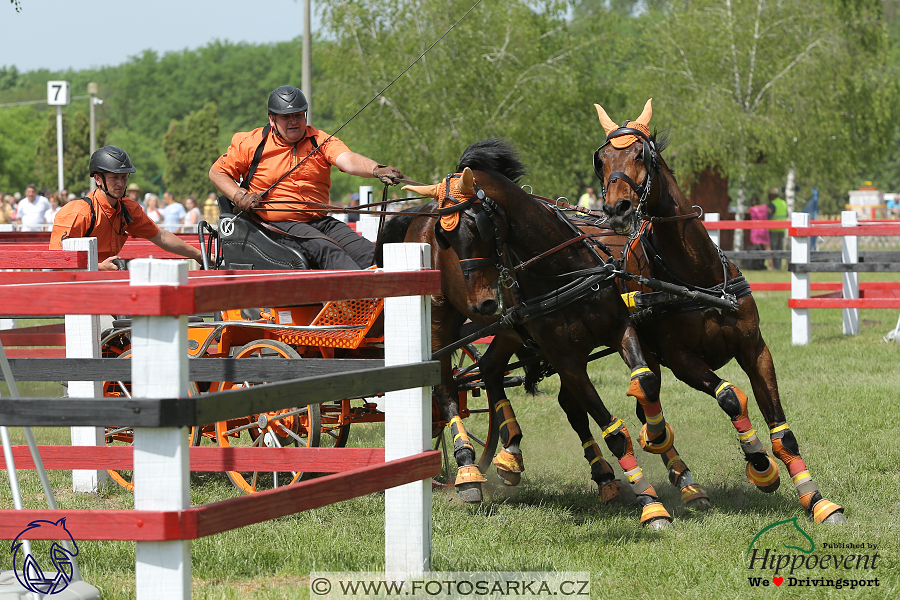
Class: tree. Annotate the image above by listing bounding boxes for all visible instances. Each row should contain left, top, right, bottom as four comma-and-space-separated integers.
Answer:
33, 109, 104, 193
641, 0, 898, 223
161, 102, 220, 199
316, 0, 630, 200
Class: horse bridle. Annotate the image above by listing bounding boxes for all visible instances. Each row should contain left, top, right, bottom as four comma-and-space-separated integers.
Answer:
593, 125, 659, 218
433, 173, 512, 286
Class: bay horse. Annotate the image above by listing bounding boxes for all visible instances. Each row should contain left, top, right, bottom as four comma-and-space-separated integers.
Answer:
400, 139, 686, 528
592, 99, 844, 524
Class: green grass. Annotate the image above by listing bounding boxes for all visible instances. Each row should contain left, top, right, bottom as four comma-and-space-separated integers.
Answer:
2, 272, 899, 599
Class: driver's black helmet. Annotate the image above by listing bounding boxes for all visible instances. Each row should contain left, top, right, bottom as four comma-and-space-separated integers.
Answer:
267, 85, 308, 115
89, 146, 136, 176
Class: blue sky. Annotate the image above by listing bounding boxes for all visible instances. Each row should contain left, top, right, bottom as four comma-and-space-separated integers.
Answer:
2, 0, 321, 73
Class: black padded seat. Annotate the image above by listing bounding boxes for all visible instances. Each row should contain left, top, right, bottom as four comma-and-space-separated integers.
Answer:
216, 202, 310, 270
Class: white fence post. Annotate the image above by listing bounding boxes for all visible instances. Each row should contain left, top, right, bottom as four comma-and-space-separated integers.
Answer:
841, 211, 859, 336
63, 237, 106, 492
704, 212, 720, 247
358, 185, 379, 242
791, 212, 811, 345
382, 243, 432, 578
130, 259, 191, 600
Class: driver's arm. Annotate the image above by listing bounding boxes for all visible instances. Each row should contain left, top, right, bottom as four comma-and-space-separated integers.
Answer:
149, 229, 203, 263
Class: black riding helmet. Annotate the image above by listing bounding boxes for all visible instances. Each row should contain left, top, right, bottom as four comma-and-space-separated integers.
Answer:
89, 146, 136, 200
89, 146, 136, 176
267, 85, 308, 115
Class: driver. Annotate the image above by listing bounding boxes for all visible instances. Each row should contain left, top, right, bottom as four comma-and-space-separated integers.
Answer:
49, 146, 203, 270
208, 85, 405, 270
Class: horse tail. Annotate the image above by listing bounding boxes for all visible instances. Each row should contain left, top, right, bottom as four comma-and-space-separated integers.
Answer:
457, 138, 527, 184
374, 205, 430, 268
515, 346, 546, 396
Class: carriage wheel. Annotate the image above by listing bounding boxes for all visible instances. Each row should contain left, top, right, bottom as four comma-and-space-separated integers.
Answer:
103, 350, 200, 491
214, 340, 321, 494
433, 344, 499, 488
318, 400, 351, 449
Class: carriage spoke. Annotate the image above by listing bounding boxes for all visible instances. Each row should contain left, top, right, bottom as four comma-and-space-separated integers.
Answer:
275, 422, 307, 446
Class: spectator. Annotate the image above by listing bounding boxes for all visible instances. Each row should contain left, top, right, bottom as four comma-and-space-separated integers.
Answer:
161, 191, 186, 233
17, 184, 52, 231
183, 196, 201, 228
768, 187, 787, 268
126, 183, 144, 210
748, 196, 774, 270
144, 195, 162, 223
801, 186, 819, 251
346, 192, 360, 223
44, 192, 64, 226
204, 192, 219, 222
1, 194, 15, 224
578, 187, 599, 210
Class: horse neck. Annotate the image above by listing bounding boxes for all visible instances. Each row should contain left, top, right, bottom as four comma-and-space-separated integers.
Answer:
499, 188, 594, 275
645, 170, 727, 286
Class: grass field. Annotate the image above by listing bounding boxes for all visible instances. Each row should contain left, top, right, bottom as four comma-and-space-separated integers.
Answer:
1, 270, 899, 599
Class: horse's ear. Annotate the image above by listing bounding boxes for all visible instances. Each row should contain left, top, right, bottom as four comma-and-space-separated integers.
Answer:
457, 167, 475, 195
402, 183, 440, 199
635, 98, 652, 127
594, 103, 618, 135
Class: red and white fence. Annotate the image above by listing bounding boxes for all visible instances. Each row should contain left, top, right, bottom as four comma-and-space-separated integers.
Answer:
0, 246, 441, 598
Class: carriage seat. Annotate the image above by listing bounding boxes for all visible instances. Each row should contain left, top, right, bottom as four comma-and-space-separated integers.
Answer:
216, 197, 310, 270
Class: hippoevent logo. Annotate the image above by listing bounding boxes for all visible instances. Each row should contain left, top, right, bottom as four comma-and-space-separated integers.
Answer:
11, 518, 80, 595
746, 517, 880, 590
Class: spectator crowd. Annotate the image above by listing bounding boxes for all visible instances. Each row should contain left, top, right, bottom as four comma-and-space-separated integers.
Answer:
0, 184, 220, 233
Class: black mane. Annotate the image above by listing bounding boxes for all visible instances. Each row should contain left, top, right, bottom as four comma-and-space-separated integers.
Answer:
457, 138, 527, 184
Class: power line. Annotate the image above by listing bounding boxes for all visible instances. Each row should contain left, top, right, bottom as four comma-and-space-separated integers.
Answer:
0, 95, 91, 109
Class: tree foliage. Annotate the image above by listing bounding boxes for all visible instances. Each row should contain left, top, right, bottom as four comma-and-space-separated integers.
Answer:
0, 0, 898, 215
640, 0, 899, 213
161, 102, 220, 199
34, 109, 105, 193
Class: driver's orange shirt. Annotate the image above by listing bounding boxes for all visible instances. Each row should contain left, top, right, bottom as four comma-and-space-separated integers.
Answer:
49, 189, 160, 262
213, 125, 350, 223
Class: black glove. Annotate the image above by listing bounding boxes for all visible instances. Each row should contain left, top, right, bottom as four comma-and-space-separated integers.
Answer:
233, 189, 261, 212
373, 164, 405, 186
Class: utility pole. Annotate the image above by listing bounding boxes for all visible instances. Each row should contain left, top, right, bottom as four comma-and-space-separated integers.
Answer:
302, 0, 312, 124
88, 82, 99, 191
47, 81, 70, 192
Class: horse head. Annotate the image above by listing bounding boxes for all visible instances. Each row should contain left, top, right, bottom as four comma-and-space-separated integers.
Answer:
403, 167, 504, 316
592, 99, 662, 235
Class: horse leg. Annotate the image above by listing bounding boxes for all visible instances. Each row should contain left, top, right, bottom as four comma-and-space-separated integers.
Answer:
666, 351, 783, 494
632, 364, 712, 510
480, 336, 526, 486
550, 351, 671, 528
737, 337, 845, 524
559, 384, 622, 503
619, 327, 712, 511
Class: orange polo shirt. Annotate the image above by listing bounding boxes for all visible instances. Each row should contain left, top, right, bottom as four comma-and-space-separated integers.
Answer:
49, 190, 160, 262
212, 125, 350, 223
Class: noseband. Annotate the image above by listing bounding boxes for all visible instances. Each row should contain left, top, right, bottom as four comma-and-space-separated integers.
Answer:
592, 125, 659, 223
434, 173, 510, 284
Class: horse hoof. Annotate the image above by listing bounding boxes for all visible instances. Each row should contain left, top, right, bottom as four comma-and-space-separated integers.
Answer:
821, 511, 847, 524
812, 499, 846, 524
645, 517, 671, 530
599, 480, 623, 504
456, 482, 483, 503
686, 497, 713, 511
639, 502, 673, 528
495, 468, 521, 486
680, 483, 711, 509
746, 458, 780, 493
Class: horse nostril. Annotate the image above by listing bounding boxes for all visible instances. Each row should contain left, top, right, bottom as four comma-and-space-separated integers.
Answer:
615, 199, 632, 216
601, 203, 613, 217
478, 299, 498, 315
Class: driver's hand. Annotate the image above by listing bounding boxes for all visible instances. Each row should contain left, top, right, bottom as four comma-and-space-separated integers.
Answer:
373, 165, 405, 186
233, 189, 262, 211
99, 256, 120, 271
